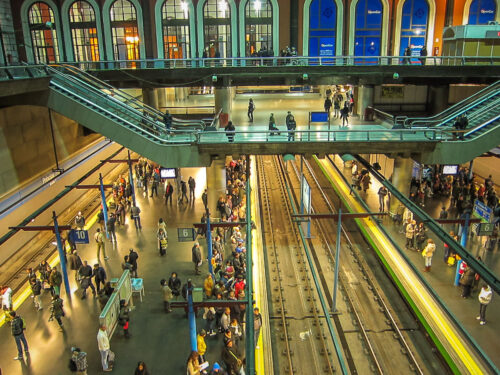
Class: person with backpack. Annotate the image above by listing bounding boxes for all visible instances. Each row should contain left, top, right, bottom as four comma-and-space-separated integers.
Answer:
49, 267, 63, 296
131, 204, 142, 230
158, 228, 168, 256
180, 181, 189, 203
192, 242, 202, 275
268, 113, 280, 135
69, 347, 88, 374
49, 294, 65, 331
150, 170, 160, 197
30, 278, 43, 311
333, 97, 341, 118
10, 310, 29, 360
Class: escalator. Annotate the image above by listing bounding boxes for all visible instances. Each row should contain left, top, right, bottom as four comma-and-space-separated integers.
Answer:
14, 65, 500, 166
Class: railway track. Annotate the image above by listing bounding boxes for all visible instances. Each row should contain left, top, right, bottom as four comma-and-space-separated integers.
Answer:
0, 150, 131, 293
256, 155, 337, 374
256, 154, 449, 374
287, 155, 436, 374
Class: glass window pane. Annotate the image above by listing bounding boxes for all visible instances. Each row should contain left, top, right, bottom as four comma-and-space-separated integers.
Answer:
69, 1, 99, 61
203, 0, 231, 57
162, 0, 190, 58
28, 2, 59, 63
245, 0, 273, 56
111, 0, 139, 66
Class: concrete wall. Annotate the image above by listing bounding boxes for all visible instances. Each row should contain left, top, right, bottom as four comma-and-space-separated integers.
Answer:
0, 105, 100, 196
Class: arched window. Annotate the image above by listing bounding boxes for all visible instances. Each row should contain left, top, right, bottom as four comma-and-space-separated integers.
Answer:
309, 0, 336, 57
110, 0, 139, 67
468, 0, 496, 24
203, 0, 231, 58
354, 0, 382, 64
69, 1, 100, 62
28, 2, 60, 63
161, 0, 191, 59
399, 0, 428, 60
245, 0, 273, 56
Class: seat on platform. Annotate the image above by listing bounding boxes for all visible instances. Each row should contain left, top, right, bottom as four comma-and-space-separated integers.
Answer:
131, 278, 145, 302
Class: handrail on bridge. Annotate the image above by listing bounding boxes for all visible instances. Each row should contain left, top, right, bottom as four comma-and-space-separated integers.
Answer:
27, 55, 500, 72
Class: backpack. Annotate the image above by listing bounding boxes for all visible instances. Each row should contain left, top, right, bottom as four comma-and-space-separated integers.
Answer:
68, 358, 77, 372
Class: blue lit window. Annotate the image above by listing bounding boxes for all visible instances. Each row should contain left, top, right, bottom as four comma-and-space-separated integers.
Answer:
309, 0, 336, 57
354, 0, 382, 64
468, 0, 496, 24
399, 0, 428, 60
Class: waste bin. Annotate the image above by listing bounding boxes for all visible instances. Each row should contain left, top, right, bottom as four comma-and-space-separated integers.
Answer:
364, 107, 374, 121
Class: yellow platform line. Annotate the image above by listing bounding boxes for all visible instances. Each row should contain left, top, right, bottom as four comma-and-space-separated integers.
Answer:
0, 199, 107, 328
317, 157, 485, 375
250, 156, 269, 375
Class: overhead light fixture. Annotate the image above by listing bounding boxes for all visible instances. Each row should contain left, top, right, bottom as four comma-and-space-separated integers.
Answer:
181, 1, 188, 17
254, 0, 262, 11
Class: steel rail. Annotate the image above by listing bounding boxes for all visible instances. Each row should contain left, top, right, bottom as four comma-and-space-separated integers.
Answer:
302, 156, 426, 373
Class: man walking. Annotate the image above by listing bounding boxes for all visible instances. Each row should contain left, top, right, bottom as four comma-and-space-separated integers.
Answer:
192, 242, 202, 275
10, 311, 29, 360
97, 325, 113, 372
131, 205, 142, 229
254, 307, 262, 349
95, 228, 107, 260
93, 263, 107, 292
180, 181, 189, 204
377, 186, 389, 212
49, 267, 62, 296
165, 181, 174, 205
128, 248, 139, 278
188, 176, 196, 202
106, 213, 117, 243
79, 260, 96, 299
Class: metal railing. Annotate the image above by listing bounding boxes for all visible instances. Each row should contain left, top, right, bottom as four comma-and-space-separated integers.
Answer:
48, 55, 500, 71
0, 64, 49, 80
395, 80, 500, 127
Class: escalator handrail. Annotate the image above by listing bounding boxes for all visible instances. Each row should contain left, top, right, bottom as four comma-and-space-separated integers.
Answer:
49, 75, 165, 135
464, 113, 500, 137
50, 80, 200, 144
395, 80, 500, 127
56, 64, 206, 127
46, 66, 164, 132
409, 92, 500, 129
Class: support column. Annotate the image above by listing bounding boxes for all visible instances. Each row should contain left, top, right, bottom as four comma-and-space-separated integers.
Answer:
214, 87, 232, 127
358, 85, 374, 119
175, 87, 185, 101
390, 157, 413, 213
157, 88, 167, 111
142, 88, 159, 109
428, 85, 449, 115
206, 159, 226, 217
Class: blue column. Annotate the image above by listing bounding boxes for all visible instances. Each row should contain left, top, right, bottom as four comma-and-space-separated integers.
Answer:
187, 282, 197, 352
99, 173, 109, 239
52, 211, 71, 298
128, 150, 137, 207
455, 212, 470, 286
333, 209, 341, 311
206, 212, 214, 280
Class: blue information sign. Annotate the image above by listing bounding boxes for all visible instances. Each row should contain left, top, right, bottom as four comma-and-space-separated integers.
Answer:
473, 199, 492, 222
178, 228, 196, 242
70, 229, 89, 244
310, 112, 329, 123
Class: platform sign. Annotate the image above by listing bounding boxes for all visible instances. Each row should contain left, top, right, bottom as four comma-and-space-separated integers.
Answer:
475, 222, 495, 236
178, 228, 196, 242
473, 199, 492, 222
69, 229, 89, 244
310, 112, 329, 123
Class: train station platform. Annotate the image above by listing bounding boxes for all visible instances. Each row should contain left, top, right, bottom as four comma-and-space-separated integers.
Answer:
0, 163, 255, 374
319, 155, 500, 369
